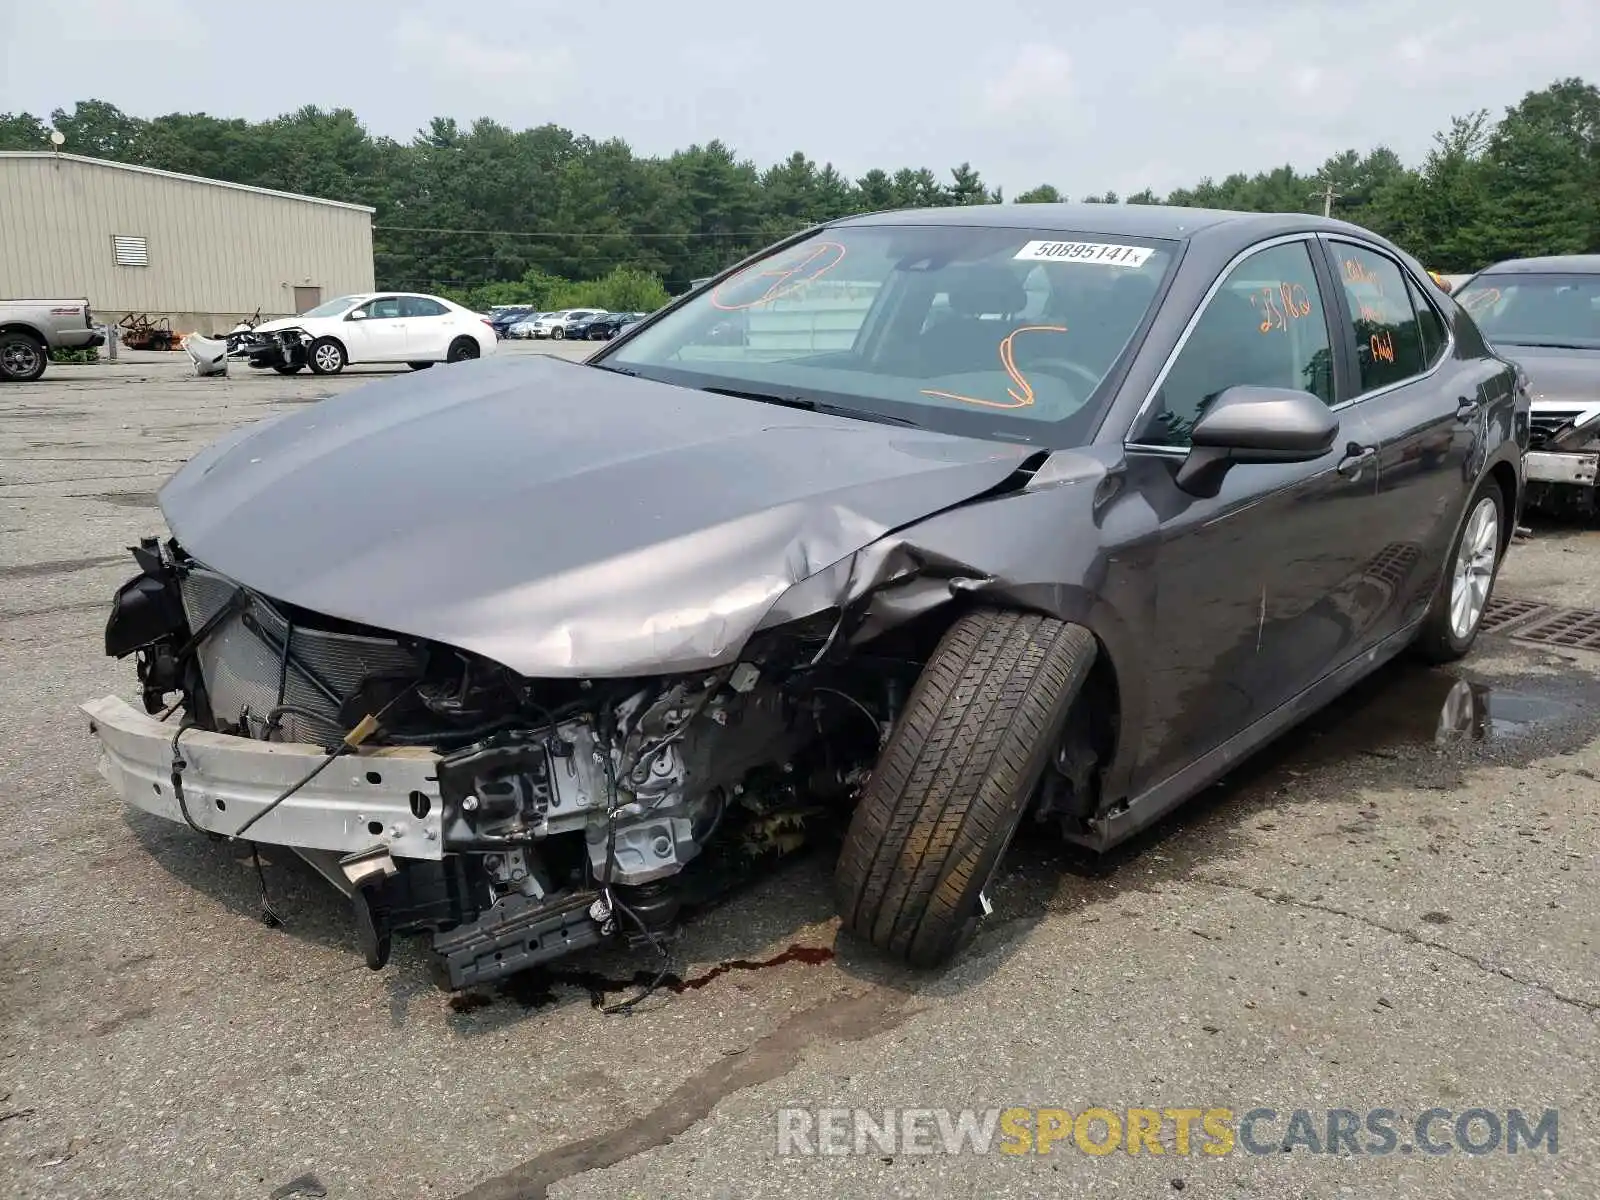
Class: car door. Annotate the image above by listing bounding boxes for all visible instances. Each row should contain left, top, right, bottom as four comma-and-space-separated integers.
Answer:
1318, 237, 1493, 641
345, 296, 409, 362
400, 296, 454, 358
1125, 236, 1386, 788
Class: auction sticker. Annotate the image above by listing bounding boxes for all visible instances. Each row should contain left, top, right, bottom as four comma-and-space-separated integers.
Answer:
1013, 240, 1153, 267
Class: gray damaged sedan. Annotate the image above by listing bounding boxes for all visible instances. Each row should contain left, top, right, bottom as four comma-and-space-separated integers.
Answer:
84, 205, 1528, 990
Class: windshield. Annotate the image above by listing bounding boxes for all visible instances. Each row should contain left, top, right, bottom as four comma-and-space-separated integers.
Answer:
301, 295, 362, 318
1455, 273, 1600, 349
599, 225, 1178, 444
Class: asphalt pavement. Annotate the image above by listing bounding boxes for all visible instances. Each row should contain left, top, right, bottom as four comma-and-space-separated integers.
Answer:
1, 345, 1595, 1200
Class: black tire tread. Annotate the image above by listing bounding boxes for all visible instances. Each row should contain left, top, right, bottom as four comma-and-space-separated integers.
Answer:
835, 609, 1096, 966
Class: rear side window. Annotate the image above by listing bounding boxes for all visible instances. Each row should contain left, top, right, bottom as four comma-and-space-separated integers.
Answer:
403, 297, 449, 317
1332, 244, 1424, 392
1408, 279, 1447, 368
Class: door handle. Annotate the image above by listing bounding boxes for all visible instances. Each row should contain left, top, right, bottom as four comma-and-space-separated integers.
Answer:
1336, 443, 1377, 477
1456, 395, 1481, 422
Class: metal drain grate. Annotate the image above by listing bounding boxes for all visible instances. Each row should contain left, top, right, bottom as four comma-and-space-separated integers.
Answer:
1480, 595, 1555, 634
1510, 606, 1600, 650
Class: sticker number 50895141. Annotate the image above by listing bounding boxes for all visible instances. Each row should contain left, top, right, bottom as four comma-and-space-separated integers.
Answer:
1013, 240, 1153, 267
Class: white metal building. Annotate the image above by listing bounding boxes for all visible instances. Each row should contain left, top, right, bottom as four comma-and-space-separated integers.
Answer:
0, 152, 375, 334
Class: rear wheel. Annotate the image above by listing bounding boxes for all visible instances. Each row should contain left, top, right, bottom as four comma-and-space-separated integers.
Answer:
307, 338, 346, 375
835, 609, 1098, 967
446, 337, 479, 363
1413, 478, 1504, 663
0, 332, 47, 382
551, 326, 565, 340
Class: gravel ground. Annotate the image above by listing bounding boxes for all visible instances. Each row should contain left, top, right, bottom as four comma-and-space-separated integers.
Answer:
1, 347, 1595, 1200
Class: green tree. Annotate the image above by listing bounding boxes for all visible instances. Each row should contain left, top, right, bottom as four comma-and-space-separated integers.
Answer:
1014, 184, 1064, 203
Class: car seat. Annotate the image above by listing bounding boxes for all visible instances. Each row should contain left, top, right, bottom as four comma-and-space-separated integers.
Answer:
917, 264, 1030, 376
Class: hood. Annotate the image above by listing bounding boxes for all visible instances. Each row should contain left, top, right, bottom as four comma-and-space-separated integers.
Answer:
1492, 342, 1600, 408
159, 356, 1035, 677
250, 316, 317, 334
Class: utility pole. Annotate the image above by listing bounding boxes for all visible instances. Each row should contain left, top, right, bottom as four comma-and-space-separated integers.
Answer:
1310, 179, 1340, 218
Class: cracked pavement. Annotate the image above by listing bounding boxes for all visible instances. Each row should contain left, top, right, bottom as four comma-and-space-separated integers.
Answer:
1, 350, 1596, 1199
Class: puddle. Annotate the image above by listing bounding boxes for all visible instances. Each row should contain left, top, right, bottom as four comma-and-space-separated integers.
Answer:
449, 943, 835, 1013
1293, 664, 1585, 761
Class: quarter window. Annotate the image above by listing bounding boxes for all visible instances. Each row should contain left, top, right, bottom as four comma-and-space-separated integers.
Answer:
1333, 244, 1424, 392
1140, 241, 1334, 448
1408, 278, 1447, 368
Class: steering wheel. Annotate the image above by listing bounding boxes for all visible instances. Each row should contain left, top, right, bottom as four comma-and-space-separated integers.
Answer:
1023, 356, 1103, 391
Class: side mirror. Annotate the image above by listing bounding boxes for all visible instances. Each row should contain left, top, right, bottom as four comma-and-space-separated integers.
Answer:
347, 309, 367, 321
1175, 385, 1339, 497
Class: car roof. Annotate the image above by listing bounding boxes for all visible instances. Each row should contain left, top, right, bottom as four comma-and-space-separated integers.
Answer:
1470, 254, 1600, 276
830, 202, 1373, 249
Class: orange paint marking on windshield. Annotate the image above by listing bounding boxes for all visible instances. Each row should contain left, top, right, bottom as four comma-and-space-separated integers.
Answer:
710, 241, 847, 311
920, 325, 1069, 410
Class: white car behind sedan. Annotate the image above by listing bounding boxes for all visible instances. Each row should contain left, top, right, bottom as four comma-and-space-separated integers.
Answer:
254, 292, 498, 375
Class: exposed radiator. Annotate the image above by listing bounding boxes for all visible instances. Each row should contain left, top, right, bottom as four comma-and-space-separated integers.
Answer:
178, 566, 420, 743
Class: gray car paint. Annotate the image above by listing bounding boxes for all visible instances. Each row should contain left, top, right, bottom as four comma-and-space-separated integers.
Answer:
158, 354, 1038, 677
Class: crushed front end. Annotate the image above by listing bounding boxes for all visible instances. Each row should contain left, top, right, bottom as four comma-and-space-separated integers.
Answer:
228, 326, 311, 371
85, 538, 893, 989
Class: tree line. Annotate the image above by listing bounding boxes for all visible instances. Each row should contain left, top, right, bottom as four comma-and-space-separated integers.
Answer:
3, 77, 1597, 305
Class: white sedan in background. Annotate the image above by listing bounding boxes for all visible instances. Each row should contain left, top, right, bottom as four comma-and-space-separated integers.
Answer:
250, 292, 498, 375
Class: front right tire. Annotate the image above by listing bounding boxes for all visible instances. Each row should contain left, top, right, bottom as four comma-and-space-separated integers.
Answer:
835, 609, 1097, 968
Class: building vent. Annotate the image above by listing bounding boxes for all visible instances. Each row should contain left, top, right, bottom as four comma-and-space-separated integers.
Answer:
112, 235, 149, 267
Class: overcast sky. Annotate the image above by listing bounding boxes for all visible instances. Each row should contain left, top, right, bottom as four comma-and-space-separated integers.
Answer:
3, 0, 1595, 196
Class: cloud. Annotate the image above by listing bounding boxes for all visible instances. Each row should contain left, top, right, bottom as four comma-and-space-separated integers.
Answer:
390, 17, 573, 98
984, 44, 1073, 115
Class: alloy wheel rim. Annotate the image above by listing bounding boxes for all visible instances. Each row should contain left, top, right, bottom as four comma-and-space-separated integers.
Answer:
315, 345, 340, 371
1449, 496, 1499, 641
3, 343, 40, 375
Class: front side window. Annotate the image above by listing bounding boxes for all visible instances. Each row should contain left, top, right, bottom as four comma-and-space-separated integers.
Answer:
363, 297, 403, 320
1453, 272, 1600, 350
601, 225, 1179, 445
1138, 241, 1334, 448
1333, 244, 1424, 392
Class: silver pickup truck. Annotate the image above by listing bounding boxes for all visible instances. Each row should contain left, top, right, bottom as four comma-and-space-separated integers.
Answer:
0, 298, 105, 382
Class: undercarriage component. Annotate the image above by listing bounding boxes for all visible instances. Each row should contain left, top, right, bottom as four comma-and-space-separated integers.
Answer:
428, 889, 606, 990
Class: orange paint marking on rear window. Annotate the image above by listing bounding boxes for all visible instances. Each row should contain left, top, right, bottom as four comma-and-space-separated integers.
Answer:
920, 324, 1069, 410
710, 242, 847, 311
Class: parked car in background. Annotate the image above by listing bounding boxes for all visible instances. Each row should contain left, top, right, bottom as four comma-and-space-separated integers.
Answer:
488, 307, 535, 340
231, 292, 498, 375
582, 311, 646, 340
0, 297, 104, 381
529, 308, 607, 340
508, 313, 548, 339
85, 205, 1525, 990
1454, 255, 1600, 518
